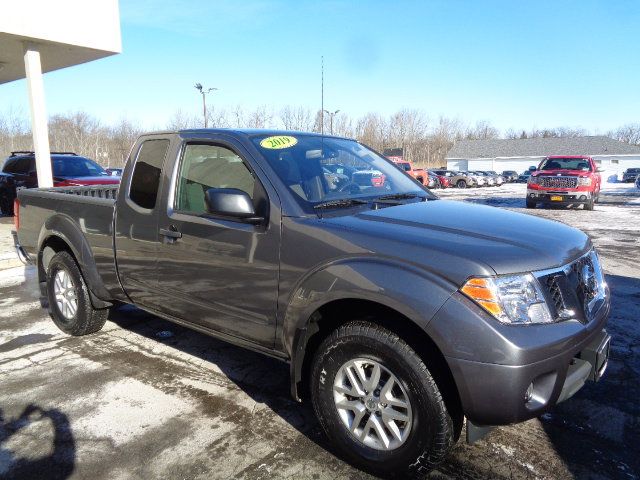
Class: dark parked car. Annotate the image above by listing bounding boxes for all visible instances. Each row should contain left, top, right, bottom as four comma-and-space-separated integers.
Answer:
622, 167, 640, 183
501, 170, 518, 182
0, 151, 119, 215
518, 171, 532, 183
635, 175, 640, 189
13, 130, 611, 477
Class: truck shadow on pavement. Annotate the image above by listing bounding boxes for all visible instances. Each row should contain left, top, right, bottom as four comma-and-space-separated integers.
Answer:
0, 404, 76, 480
105, 306, 344, 472
539, 273, 640, 479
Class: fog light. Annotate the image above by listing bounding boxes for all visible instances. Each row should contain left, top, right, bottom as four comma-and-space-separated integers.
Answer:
579, 195, 586, 201
529, 193, 536, 198
525, 382, 534, 402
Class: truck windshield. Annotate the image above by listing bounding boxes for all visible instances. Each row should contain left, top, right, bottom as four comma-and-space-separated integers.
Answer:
252, 134, 430, 211
539, 158, 592, 171
52, 156, 108, 177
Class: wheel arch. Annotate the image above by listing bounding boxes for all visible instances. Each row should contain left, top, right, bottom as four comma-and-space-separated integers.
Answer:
292, 297, 464, 438
37, 215, 112, 308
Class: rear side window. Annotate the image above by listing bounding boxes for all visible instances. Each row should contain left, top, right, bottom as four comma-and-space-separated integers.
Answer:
3, 157, 31, 174
129, 139, 170, 209
2, 158, 18, 173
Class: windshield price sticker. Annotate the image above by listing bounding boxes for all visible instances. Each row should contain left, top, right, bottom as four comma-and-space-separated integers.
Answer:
260, 136, 298, 149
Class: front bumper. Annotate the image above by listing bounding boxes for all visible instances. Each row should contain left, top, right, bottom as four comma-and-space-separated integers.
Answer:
527, 188, 592, 204
11, 230, 32, 265
427, 271, 610, 427
447, 325, 610, 427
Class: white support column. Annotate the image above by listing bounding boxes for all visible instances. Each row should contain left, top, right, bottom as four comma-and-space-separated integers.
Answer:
24, 44, 53, 188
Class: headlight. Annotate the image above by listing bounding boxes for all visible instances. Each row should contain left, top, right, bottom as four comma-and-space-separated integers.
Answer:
461, 274, 553, 324
528, 176, 539, 185
577, 177, 592, 186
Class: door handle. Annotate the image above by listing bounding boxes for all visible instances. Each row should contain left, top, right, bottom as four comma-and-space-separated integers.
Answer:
159, 227, 182, 239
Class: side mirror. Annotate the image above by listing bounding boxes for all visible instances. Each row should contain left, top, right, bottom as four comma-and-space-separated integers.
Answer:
204, 188, 263, 224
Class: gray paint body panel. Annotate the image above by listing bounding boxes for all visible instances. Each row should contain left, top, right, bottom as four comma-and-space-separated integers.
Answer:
15, 128, 610, 427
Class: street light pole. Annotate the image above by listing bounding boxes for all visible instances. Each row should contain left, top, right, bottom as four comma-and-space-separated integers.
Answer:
194, 83, 218, 128
323, 109, 340, 135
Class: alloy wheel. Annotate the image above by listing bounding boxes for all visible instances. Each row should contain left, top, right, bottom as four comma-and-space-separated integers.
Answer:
333, 358, 413, 451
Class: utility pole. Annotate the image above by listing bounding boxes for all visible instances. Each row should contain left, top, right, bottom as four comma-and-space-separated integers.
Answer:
320, 56, 324, 135
194, 83, 218, 128
323, 109, 340, 135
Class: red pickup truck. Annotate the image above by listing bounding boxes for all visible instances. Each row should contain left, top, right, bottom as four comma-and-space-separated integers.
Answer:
392, 159, 429, 185
526, 156, 602, 210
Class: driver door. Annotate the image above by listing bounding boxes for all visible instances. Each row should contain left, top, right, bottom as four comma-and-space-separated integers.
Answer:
154, 138, 281, 348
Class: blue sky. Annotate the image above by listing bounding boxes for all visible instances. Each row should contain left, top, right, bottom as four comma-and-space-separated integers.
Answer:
2, 0, 639, 132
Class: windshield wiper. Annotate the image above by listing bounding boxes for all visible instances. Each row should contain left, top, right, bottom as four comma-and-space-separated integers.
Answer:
374, 193, 427, 202
313, 198, 369, 210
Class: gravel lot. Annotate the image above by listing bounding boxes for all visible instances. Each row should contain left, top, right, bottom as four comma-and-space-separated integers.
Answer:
0, 182, 639, 480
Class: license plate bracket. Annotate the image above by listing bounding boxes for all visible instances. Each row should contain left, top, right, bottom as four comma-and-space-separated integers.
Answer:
580, 331, 611, 382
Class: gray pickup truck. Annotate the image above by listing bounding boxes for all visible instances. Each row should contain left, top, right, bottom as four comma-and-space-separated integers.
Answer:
13, 130, 611, 477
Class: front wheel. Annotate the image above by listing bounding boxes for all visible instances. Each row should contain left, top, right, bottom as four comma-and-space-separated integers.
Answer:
584, 199, 594, 211
46, 251, 108, 336
311, 321, 455, 478
456, 180, 467, 189
526, 199, 536, 209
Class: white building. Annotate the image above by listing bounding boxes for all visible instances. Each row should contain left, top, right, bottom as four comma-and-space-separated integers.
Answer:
446, 136, 640, 182
0, 0, 121, 186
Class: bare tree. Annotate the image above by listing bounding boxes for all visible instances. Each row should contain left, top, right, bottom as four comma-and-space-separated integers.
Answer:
465, 120, 500, 140
279, 105, 315, 131
608, 123, 640, 145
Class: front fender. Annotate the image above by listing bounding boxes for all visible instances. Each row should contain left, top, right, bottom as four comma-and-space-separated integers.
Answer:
37, 213, 113, 304
283, 257, 458, 400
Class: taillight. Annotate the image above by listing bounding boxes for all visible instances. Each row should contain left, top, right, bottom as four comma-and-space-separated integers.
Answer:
14, 198, 20, 230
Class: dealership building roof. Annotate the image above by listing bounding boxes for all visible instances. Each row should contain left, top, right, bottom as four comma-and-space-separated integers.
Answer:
447, 136, 640, 159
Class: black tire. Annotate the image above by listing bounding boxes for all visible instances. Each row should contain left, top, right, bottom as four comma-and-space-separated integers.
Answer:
311, 321, 454, 478
584, 199, 594, 211
456, 180, 467, 189
0, 193, 14, 216
526, 199, 536, 209
46, 251, 108, 336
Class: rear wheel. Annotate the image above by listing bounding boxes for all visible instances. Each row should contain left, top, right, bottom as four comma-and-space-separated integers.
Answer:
311, 321, 455, 478
46, 251, 108, 336
456, 180, 467, 189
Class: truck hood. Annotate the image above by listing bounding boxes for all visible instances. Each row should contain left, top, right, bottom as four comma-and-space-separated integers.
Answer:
324, 200, 591, 282
532, 169, 591, 177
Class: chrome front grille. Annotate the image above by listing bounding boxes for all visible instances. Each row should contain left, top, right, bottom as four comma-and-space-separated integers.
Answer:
538, 176, 578, 188
536, 250, 607, 323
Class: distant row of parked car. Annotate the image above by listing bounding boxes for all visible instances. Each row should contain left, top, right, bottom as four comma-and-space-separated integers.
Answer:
429, 169, 518, 189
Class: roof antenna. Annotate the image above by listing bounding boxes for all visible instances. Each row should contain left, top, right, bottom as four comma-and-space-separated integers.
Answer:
321, 55, 324, 136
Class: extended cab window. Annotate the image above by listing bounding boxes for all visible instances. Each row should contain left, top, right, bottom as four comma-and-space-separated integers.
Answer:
129, 139, 169, 209
175, 144, 256, 215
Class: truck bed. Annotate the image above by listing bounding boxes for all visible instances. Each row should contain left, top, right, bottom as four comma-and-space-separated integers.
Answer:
17, 185, 121, 300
